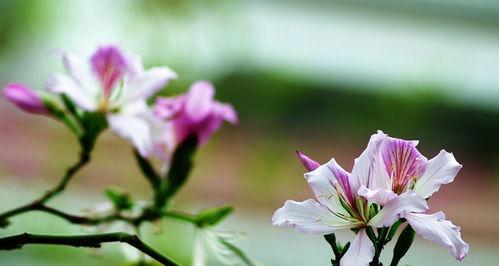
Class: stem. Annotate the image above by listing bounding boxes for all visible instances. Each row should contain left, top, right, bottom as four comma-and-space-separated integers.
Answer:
0, 232, 178, 266
0, 149, 90, 224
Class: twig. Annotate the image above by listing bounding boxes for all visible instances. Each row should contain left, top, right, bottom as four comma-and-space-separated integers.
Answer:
0, 149, 90, 224
0, 232, 179, 266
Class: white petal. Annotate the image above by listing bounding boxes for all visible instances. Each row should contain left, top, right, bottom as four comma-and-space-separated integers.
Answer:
272, 199, 358, 235
304, 159, 352, 216
351, 131, 390, 192
414, 150, 462, 199
108, 113, 153, 157
120, 67, 177, 105
46, 73, 97, 111
404, 212, 469, 261
340, 228, 375, 266
357, 186, 397, 206
368, 193, 428, 228
62, 52, 98, 94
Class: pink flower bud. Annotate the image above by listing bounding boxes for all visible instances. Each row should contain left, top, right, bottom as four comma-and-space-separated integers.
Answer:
296, 151, 321, 171
2, 83, 47, 115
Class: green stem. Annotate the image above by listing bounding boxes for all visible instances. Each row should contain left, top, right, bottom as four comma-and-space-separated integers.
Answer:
0, 149, 90, 225
0, 232, 178, 266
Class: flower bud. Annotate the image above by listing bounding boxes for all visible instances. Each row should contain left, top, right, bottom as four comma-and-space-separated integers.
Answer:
2, 83, 48, 115
296, 151, 321, 171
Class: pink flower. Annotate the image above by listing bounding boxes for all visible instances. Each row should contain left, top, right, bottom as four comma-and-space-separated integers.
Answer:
2, 83, 47, 115
154, 81, 237, 153
46, 45, 177, 156
273, 131, 469, 265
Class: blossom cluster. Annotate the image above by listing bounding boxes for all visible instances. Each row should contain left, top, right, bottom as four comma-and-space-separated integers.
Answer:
273, 131, 469, 266
3, 45, 236, 162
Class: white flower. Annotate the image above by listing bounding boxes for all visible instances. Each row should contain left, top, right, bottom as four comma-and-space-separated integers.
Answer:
47, 45, 176, 156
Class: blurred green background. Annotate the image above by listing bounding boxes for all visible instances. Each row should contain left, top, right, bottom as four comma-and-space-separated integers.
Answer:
1, 0, 499, 265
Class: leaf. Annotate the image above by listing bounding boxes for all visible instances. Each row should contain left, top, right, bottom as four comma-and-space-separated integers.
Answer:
156, 135, 198, 207
105, 187, 133, 210
134, 149, 160, 189
196, 206, 234, 227
390, 224, 415, 266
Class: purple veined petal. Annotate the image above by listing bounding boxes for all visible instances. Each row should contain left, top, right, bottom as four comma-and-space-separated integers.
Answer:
2, 83, 47, 115
368, 192, 428, 228
154, 96, 185, 120
351, 131, 390, 193
184, 81, 215, 122
108, 112, 154, 157
357, 185, 398, 206
120, 67, 177, 106
414, 150, 462, 199
296, 151, 321, 171
340, 228, 375, 266
90, 45, 129, 98
304, 159, 353, 216
404, 212, 469, 261
380, 136, 427, 194
47, 73, 98, 111
272, 199, 358, 235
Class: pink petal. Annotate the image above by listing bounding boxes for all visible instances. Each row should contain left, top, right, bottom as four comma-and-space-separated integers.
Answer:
90, 45, 129, 98
357, 186, 397, 206
414, 150, 462, 199
340, 228, 375, 266
3, 83, 47, 114
272, 199, 356, 235
404, 212, 469, 261
368, 193, 428, 228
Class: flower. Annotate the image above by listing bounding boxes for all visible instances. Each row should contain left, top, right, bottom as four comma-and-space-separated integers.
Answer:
153, 81, 237, 158
355, 131, 469, 261
272, 131, 468, 265
46, 45, 177, 156
272, 153, 428, 265
2, 83, 48, 115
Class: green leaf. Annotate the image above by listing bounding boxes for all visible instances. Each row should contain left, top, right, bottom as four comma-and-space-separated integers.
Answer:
156, 135, 198, 207
105, 187, 133, 210
195, 206, 234, 227
390, 224, 415, 266
134, 149, 161, 189
386, 219, 403, 242
324, 233, 341, 259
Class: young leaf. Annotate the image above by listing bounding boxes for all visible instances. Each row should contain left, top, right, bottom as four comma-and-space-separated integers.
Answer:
390, 224, 415, 266
105, 187, 133, 210
196, 206, 234, 227
156, 135, 198, 207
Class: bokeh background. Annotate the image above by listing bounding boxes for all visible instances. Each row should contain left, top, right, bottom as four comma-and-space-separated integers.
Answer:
1, 0, 499, 265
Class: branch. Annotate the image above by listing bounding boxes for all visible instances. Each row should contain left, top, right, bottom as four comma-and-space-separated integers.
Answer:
0, 232, 178, 266
0, 149, 90, 224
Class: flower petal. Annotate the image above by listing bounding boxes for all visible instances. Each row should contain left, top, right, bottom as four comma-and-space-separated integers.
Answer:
304, 159, 353, 215
46, 73, 97, 111
185, 81, 215, 122
340, 228, 375, 266
357, 186, 397, 206
272, 199, 357, 234
368, 193, 428, 228
296, 151, 321, 171
414, 150, 462, 199
404, 212, 469, 261
62, 52, 97, 93
121, 67, 177, 105
380, 136, 427, 194
351, 131, 389, 192
108, 112, 154, 157
90, 45, 129, 96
